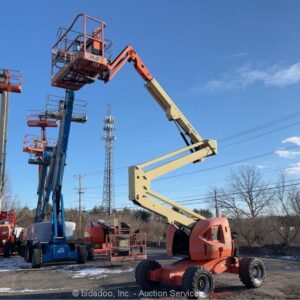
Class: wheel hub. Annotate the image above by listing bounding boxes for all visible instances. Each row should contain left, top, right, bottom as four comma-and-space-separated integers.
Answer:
197, 274, 211, 293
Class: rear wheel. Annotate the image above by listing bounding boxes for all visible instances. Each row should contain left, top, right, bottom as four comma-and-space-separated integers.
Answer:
32, 248, 42, 268
135, 259, 161, 290
77, 245, 88, 264
88, 247, 95, 260
182, 266, 214, 299
24, 245, 28, 261
25, 243, 33, 262
3, 243, 11, 258
239, 257, 265, 288
19, 245, 25, 257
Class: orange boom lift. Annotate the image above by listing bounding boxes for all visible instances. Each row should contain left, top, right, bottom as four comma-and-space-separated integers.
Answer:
51, 14, 265, 297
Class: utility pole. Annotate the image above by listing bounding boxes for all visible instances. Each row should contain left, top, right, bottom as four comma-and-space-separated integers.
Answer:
0, 69, 22, 210
214, 189, 219, 217
0, 91, 9, 211
102, 105, 116, 215
74, 174, 85, 238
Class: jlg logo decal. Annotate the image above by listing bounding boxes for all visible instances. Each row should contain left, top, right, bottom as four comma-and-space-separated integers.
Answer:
86, 54, 100, 62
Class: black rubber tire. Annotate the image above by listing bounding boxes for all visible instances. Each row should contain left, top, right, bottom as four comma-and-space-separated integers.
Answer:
135, 259, 161, 290
3, 243, 11, 258
32, 248, 42, 268
25, 243, 33, 263
88, 247, 95, 260
19, 245, 25, 257
24, 245, 28, 261
239, 257, 265, 288
182, 266, 215, 299
77, 245, 88, 264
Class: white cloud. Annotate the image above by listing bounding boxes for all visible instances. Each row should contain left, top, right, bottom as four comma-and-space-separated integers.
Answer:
282, 136, 300, 146
256, 164, 266, 169
285, 162, 300, 175
191, 62, 300, 94
275, 149, 300, 159
226, 52, 249, 59
266, 63, 300, 87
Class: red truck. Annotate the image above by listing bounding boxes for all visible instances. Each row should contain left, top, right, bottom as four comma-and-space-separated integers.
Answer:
0, 210, 20, 257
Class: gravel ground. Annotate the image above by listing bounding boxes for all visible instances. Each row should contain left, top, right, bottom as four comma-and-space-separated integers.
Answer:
0, 248, 299, 299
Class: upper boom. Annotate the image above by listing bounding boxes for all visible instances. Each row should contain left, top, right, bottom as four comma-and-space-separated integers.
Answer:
105, 46, 204, 147
105, 46, 217, 227
51, 14, 217, 228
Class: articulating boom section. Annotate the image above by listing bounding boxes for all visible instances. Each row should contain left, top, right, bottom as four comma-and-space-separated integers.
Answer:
51, 16, 217, 228
105, 46, 217, 228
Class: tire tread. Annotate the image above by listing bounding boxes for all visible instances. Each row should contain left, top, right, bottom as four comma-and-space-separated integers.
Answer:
135, 259, 161, 290
239, 257, 265, 288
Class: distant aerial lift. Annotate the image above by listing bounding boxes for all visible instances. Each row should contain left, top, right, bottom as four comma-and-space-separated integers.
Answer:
0, 69, 22, 210
23, 106, 58, 173
84, 219, 147, 261
51, 14, 265, 297
22, 94, 88, 267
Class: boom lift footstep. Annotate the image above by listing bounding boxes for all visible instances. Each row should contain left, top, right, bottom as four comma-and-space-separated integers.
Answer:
52, 14, 265, 298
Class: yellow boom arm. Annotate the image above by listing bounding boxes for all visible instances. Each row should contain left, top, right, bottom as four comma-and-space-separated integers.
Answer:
106, 46, 217, 228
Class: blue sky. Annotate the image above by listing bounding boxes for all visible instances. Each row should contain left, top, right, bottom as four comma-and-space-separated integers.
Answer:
1, 0, 300, 212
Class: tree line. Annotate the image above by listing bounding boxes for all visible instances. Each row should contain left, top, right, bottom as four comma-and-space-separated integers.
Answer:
4, 166, 300, 247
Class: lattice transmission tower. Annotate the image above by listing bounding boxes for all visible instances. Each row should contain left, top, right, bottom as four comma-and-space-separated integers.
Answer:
102, 104, 116, 215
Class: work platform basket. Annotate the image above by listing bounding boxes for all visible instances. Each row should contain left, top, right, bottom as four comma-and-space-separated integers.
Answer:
44, 95, 88, 123
0, 69, 22, 93
23, 134, 56, 155
26, 110, 58, 128
51, 14, 112, 90
108, 231, 147, 262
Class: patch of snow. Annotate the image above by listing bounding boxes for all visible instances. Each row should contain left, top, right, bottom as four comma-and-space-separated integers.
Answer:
0, 288, 11, 293
54, 265, 134, 279
49, 264, 134, 280
0, 287, 70, 294
21, 288, 66, 293
71, 267, 134, 279
263, 255, 300, 262
278, 256, 299, 261
0, 256, 31, 272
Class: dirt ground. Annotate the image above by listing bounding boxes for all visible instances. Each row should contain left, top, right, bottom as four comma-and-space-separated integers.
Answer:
0, 248, 299, 299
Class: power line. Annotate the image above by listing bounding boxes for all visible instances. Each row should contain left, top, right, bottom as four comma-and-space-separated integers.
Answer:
85, 162, 295, 193
111, 180, 300, 211
219, 111, 300, 142
81, 165, 127, 177
220, 121, 300, 149
176, 179, 300, 205
85, 178, 300, 209
79, 111, 300, 178
72, 111, 300, 211
154, 145, 298, 181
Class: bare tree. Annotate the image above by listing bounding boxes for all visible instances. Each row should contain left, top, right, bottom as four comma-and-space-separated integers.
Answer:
218, 165, 273, 218
269, 173, 300, 246
289, 186, 300, 215
0, 175, 19, 211
215, 165, 273, 246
